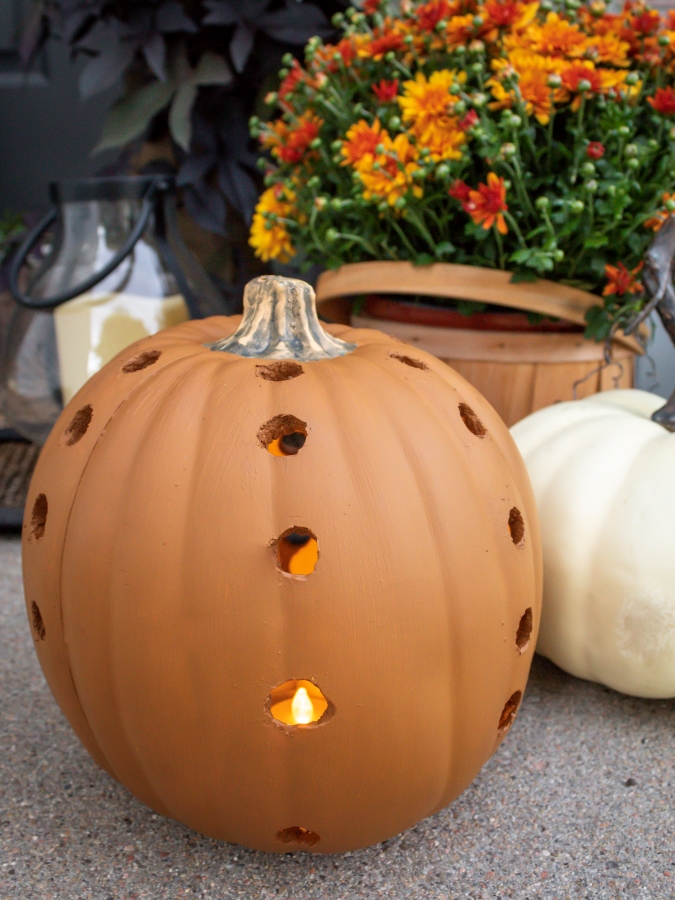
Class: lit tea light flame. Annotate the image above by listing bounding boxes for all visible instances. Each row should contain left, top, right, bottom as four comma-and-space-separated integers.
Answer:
291, 686, 314, 725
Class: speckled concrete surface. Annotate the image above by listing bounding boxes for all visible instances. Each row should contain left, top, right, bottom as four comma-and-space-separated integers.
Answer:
1, 535, 674, 900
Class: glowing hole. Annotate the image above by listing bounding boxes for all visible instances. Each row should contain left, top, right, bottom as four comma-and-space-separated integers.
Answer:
122, 349, 161, 373
256, 361, 304, 382
459, 402, 486, 438
258, 414, 307, 456
31, 602, 46, 641
498, 690, 522, 735
31, 494, 48, 540
64, 404, 93, 446
516, 607, 533, 653
277, 528, 318, 575
390, 353, 428, 370
276, 826, 321, 847
268, 679, 332, 727
508, 507, 525, 546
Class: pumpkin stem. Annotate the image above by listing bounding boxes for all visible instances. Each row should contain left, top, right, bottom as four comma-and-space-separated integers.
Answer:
643, 218, 675, 431
210, 275, 356, 361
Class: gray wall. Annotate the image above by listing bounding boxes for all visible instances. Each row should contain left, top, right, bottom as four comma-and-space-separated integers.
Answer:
0, 13, 117, 213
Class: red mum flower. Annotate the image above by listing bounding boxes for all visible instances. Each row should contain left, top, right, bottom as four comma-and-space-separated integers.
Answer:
465, 173, 509, 234
483, 0, 522, 29
363, 0, 382, 12
631, 9, 660, 35
372, 79, 400, 103
279, 60, 305, 103
368, 31, 405, 58
561, 63, 603, 93
458, 109, 479, 131
587, 141, 605, 159
603, 261, 644, 297
648, 87, 675, 116
449, 179, 472, 202
416, 0, 456, 32
276, 117, 321, 164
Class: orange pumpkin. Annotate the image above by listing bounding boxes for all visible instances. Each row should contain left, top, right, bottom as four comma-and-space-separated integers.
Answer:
23, 276, 541, 853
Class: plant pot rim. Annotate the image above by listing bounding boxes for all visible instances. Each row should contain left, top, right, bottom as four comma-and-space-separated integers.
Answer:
315, 261, 643, 353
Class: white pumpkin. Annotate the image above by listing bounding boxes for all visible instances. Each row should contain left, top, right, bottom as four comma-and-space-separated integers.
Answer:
511, 389, 675, 698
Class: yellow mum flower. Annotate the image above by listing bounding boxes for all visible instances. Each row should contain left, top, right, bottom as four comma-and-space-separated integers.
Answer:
587, 33, 631, 67
412, 117, 466, 162
358, 134, 422, 206
398, 70, 462, 123
249, 187, 296, 263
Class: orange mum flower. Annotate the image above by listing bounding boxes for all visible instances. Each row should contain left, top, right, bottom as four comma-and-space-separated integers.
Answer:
465, 173, 509, 234
602, 261, 644, 297
373, 79, 400, 103
528, 12, 588, 58
645, 193, 675, 231
648, 87, 675, 116
358, 134, 422, 206
341, 119, 388, 168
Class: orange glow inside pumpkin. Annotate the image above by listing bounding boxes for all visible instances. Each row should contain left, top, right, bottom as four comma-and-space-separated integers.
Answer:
277, 532, 319, 575
269, 680, 328, 725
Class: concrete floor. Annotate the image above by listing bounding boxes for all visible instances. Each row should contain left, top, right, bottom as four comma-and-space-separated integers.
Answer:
1, 535, 674, 900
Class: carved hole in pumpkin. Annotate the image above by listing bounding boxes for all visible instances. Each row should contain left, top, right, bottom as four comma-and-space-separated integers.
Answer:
390, 353, 428, 370
267, 679, 334, 728
275, 527, 318, 575
459, 403, 486, 438
276, 827, 321, 847
63, 404, 93, 445
516, 607, 533, 653
31, 494, 48, 540
508, 507, 525, 547
31, 602, 46, 641
122, 349, 161, 373
256, 361, 304, 382
498, 690, 522, 736
258, 415, 308, 456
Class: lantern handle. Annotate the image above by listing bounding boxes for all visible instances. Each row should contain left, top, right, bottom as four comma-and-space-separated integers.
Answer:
7, 177, 201, 316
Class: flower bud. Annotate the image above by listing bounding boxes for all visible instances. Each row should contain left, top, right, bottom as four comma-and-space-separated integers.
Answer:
547, 74, 562, 88
325, 227, 339, 242
394, 196, 407, 209
577, 79, 592, 92
377, 201, 389, 212
453, 100, 467, 116
333, 154, 343, 164
455, 44, 467, 55
535, 195, 550, 210
436, 164, 450, 179
670, 127, 675, 140
385, 51, 396, 61
566, 0, 580, 8
278, 68, 289, 79
307, 175, 321, 188
472, 92, 487, 107
404, 33, 414, 44
331, 139, 343, 152
605, 185, 616, 197
625, 71, 639, 85
500, 142, 517, 158
581, 161, 596, 175
264, 173, 276, 187
314, 197, 327, 211
256, 157, 267, 170
265, 92, 278, 106
509, 114, 522, 127
420, 147, 431, 158
333, 51, 343, 63
659, 34, 671, 46
388, 116, 402, 130
648, 138, 659, 150
436, 18, 448, 31
470, 62, 484, 73
626, 158, 639, 170
470, 40, 485, 53
584, 179, 598, 193
624, 143, 638, 158
554, 249, 565, 261
666, 199, 675, 212
618, 125, 631, 136
330, 198, 343, 210
309, 138, 322, 150
331, 12, 344, 27
570, 200, 584, 214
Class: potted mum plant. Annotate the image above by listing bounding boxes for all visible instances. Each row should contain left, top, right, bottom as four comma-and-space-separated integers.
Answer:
248, 0, 675, 425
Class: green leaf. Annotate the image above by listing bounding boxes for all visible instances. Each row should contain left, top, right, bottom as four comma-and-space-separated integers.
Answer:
510, 269, 538, 283
169, 81, 197, 150
94, 80, 174, 152
415, 253, 435, 266
583, 234, 609, 249
193, 51, 233, 86
434, 241, 456, 258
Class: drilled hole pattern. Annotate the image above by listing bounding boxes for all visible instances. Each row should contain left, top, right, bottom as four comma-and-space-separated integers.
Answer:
459, 402, 486, 438
277, 528, 319, 575
267, 679, 334, 727
122, 349, 161, 373
390, 352, 428, 370
31, 493, 48, 540
516, 607, 533, 653
508, 507, 525, 546
498, 690, 522, 735
256, 361, 304, 382
31, 601, 46, 641
276, 827, 321, 847
258, 414, 308, 456
64, 404, 93, 446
